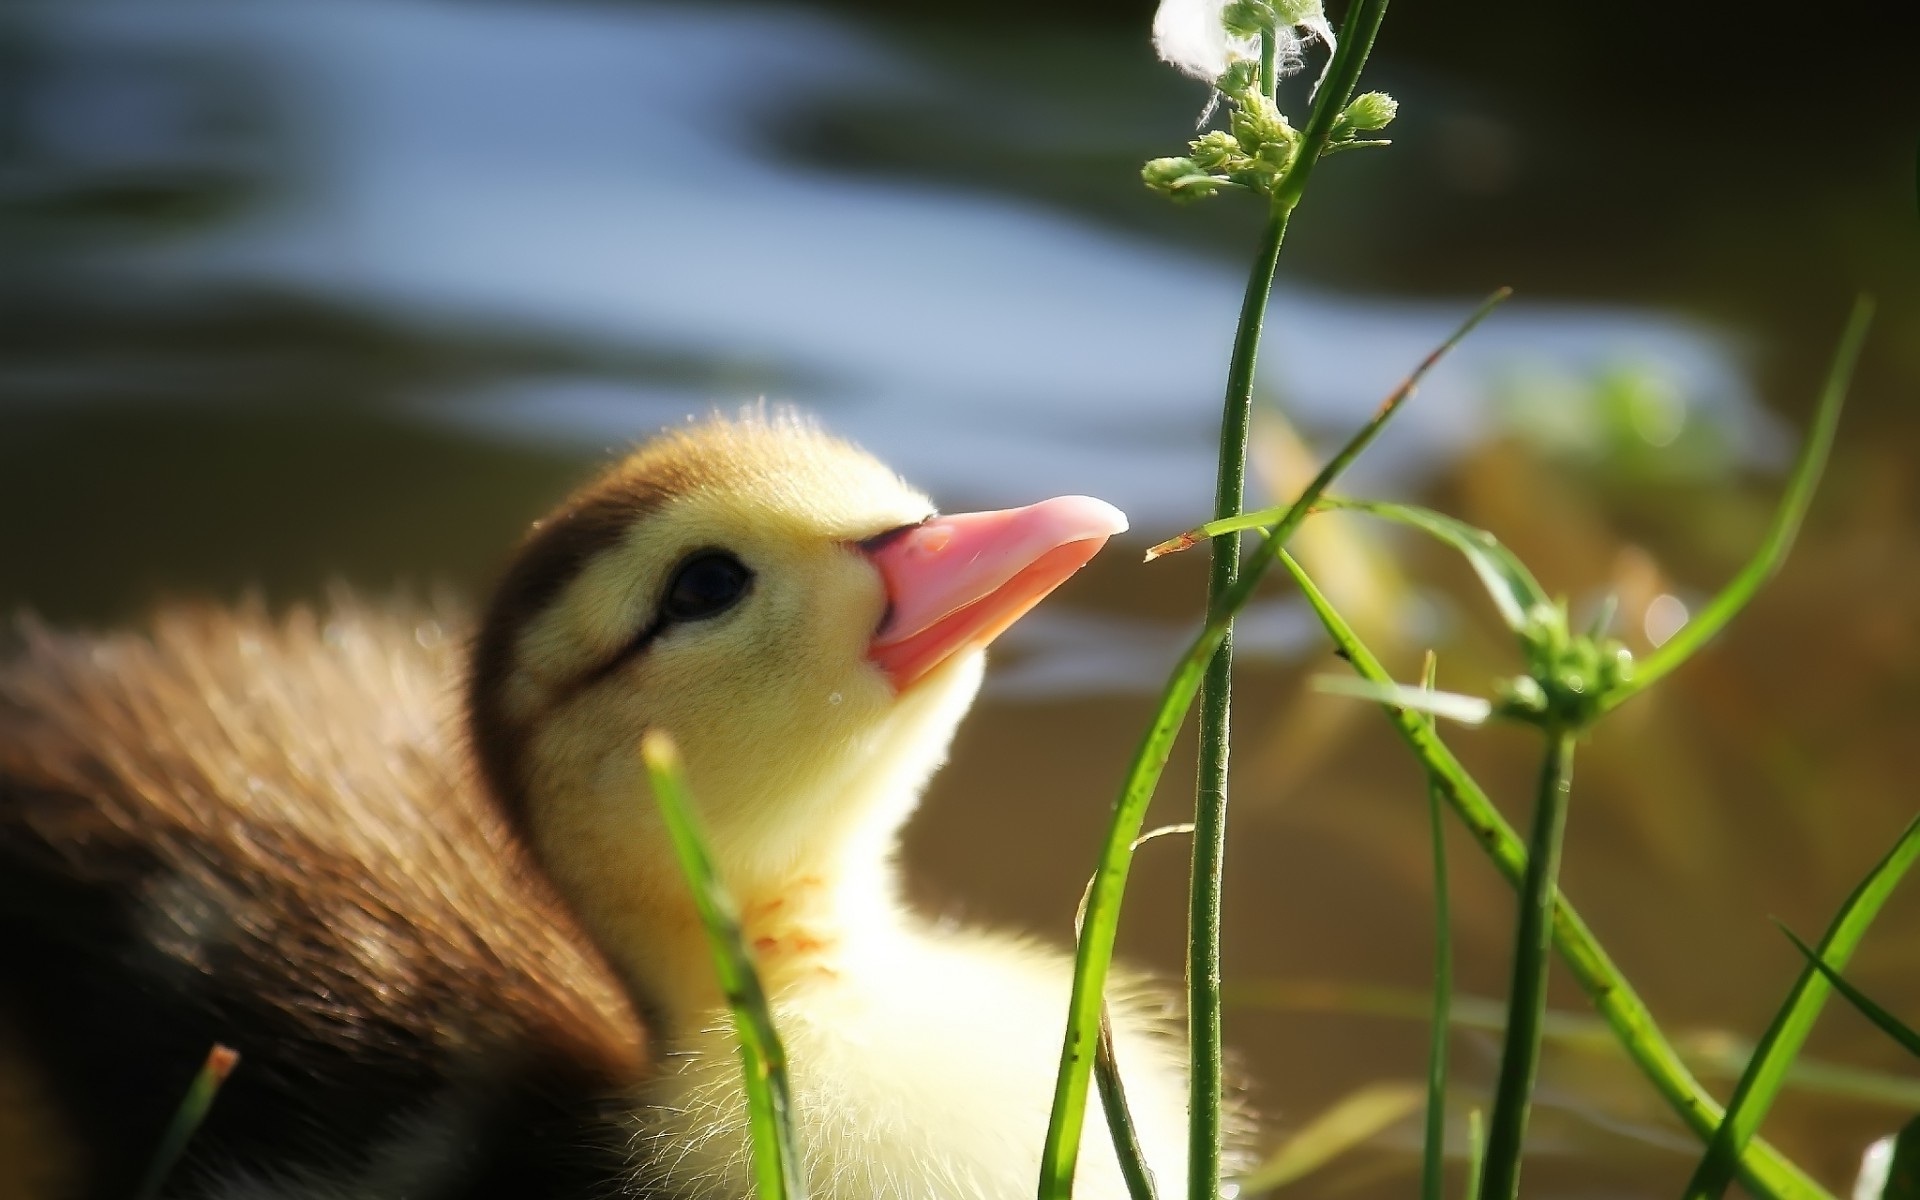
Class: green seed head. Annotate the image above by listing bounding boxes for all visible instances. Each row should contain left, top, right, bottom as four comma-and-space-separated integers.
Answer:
1221, 0, 1280, 39
1142, 156, 1225, 202
1189, 130, 1245, 173
1338, 91, 1399, 133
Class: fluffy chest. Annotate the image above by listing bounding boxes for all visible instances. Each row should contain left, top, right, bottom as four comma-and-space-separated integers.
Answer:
627, 928, 1194, 1200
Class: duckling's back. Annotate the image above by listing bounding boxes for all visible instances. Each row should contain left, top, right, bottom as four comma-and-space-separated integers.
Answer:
0, 597, 647, 1200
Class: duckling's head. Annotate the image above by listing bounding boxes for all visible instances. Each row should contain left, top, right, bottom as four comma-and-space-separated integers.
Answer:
468, 413, 1123, 1004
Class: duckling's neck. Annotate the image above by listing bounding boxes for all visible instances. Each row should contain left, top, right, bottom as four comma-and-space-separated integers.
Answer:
551, 657, 986, 1037
600, 850, 905, 1034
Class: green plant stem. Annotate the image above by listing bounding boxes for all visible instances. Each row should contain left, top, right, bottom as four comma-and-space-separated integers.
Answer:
1464, 1109, 1487, 1200
1223, 979, 1920, 1110
1035, 292, 1500, 1200
1185, 12, 1402, 1177
1477, 729, 1575, 1200
1190, 201, 1287, 1200
1097, 1006, 1161, 1200
1418, 654, 1450, 1200
1272, 0, 1393, 212
1274, 548, 1829, 1200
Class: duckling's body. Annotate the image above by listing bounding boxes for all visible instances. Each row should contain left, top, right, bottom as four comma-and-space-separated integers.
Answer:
1, 414, 1221, 1199
642, 919, 1189, 1199
1, 600, 644, 1199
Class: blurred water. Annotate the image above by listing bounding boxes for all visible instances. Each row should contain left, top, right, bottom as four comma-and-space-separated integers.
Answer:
11, 0, 1773, 531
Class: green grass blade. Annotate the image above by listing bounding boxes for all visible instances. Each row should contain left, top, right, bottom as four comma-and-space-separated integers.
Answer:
1418, 652, 1451, 1200
1223, 979, 1920, 1110
1096, 1006, 1161, 1200
1311, 675, 1493, 725
135, 1043, 239, 1200
1684, 815, 1920, 1199
1604, 296, 1873, 712
1083, 830, 1187, 1200
641, 732, 807, 1200
1476, 730, 1576, 1200
1778, 922, 1920, 1058
1321, 499, 1550, 633
1144, 290, 1511, 563
1236, 1082, 1425, 1194
1038, 291, 1502, 1200
1274, 548, 1829, 1199
1464, 1108, 1487, 1200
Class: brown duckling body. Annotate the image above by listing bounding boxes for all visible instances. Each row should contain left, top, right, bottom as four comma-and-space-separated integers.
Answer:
1, 414, 1212, 1199
1, 598, 644, 1199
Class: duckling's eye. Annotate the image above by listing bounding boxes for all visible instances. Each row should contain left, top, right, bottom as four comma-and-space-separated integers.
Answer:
662, 551, 753, 623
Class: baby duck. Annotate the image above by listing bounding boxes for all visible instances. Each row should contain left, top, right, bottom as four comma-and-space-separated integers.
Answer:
1, 413, 1206, 1199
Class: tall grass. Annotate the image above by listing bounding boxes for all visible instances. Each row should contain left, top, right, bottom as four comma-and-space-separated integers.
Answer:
646, 3, 1889, 1197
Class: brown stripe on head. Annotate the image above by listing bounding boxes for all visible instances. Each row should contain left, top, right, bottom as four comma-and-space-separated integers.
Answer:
467, 443, 721, 838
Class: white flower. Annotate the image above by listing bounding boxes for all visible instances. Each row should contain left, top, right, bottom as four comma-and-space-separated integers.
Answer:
1151, 0, 1335, 86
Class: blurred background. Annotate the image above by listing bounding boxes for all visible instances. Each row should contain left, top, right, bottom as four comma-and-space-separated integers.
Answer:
2, 0, 1916, 1193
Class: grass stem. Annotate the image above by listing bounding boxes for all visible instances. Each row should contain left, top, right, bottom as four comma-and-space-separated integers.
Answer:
1190, 201, 1287, 1200
1098, 1005, 1162, 1200
1274, 548, 1829, 1199
1037, 293, 1496, 1200
1477, 729, 1575, 1200
1418, 652, 1451, 1200
1188, 3, 1397, 1190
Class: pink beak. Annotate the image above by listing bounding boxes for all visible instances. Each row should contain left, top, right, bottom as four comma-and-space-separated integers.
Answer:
861, 496, 1128, 691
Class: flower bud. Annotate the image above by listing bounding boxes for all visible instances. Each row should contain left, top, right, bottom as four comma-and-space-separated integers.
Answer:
1230, 91, 1295, 154
1221, 0, 1278, 39
1271, 0, 1326, 27
1142, 157, 1225, 202
1496, 676, 1548, 717
1339, 91, 1399, 133
1188, 130, 1244, 173
1216, 59, 1259, 96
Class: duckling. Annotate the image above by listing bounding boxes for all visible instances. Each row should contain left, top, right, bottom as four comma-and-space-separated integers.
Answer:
1, 412, 1216, 1199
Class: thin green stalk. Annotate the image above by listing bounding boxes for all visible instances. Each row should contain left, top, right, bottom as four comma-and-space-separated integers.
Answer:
135, 1043, 239, 1200
642, 732, 807, 1200
1477, 730, 1576, 1200
1037, 292, 1499, 1200
1190, 201, 1287, 1200
1193, 11, 1399, 1185
1602, 297, 1873, 711
1779, 922, 1920, 1058
1271, 0, 1394, 212
1223, 979, 1920, 1110
1274, 549, 1829, 1199
1684, 816, 1920, 1199
1418, 652, 1451, 1200
1085, 825, 1188, 1200
1464, 1109, 1487, 1200
1097, 1006, 1161, 1200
